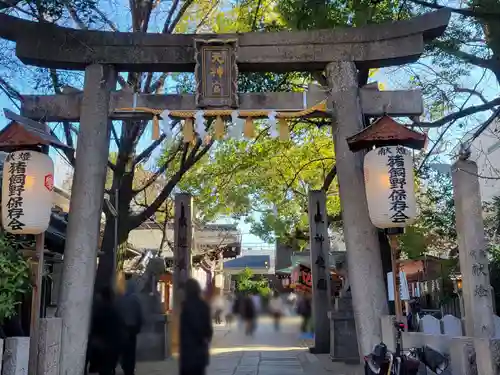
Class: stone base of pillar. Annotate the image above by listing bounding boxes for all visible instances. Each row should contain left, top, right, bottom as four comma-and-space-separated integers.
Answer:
475, 338, 500, 375
136, 287, 169, 361
450, 337, 476, 375
0, 338, 4, 374
3, 337, 29, 375
380, 315, 397, 352
137, 315, 169, 361
37, 318, 62, 375
329, 292, 360, 364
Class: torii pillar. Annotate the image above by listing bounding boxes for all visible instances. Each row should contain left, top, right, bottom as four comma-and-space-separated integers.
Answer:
326, 61, 389, 359
57, 64, 117, 375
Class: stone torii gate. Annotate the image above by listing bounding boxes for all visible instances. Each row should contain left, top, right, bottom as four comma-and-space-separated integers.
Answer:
0, 9, 449, 374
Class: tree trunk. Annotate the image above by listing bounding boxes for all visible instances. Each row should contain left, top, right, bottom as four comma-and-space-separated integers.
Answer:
95, 173, 135, 289
94, 212, 131, 289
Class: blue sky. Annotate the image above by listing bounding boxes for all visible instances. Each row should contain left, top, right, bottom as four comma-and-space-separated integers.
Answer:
0, 4, 497, 249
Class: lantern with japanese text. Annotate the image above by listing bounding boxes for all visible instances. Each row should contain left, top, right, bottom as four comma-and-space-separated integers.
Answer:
214, 273, 224, 288
364, 146, 417, 229
2, 150, 54, 234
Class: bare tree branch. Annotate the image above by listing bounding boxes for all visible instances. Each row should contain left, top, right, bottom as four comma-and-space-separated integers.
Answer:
0, 76, 22, 107
133, 133, 167, 166
167, 0, 195, 33
129, 138, 213, 229
453, 86, 489, 104
163, 0, 181, 33
65, 3, 87, 29
194, 0, 221, 32
132, 142, 184, 195
148, 73, 168, 94
432, 40, 494, 70
91, 5, 119, 31
111, 123, 120, 149
417, 97, 500, 128
322, 164, 337, 191
251, 0, 263, 31
407, 0, 500, 20
0, 0, 21, 10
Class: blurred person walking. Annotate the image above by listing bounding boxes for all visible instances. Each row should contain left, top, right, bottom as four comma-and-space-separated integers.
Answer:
269, 292, 285, 331
87, 287, 123, 375
241, 294, 256, 336
251, 293, 261, 315
116, 279, 143, 375
211, 293, 225, 325
225, 294, 235, 327
296, 294, 312, 334
180, 279, 213, 375
233, 292, 244, 330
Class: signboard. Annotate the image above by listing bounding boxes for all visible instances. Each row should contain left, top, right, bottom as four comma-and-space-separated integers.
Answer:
293, 264, 312, 292
194, 39, 238, 109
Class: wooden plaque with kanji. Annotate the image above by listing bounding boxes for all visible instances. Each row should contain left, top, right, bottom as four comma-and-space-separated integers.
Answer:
194, 39, 238, 109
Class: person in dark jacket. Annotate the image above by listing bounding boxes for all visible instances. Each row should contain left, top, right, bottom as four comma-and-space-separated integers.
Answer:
232, 292, 243, 330
297, 294, 312, 333
116, 279, 144, 375
240, 295, 256, 336
88, 287, 123, 375
180, 278, 213, 375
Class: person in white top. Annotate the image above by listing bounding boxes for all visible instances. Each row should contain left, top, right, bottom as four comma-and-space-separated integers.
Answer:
269, 292, 285, 331
212, 294, 225, 325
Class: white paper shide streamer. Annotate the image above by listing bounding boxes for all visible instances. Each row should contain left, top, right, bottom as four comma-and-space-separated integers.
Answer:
195, 110, 207, 139
268, 111, 279, 138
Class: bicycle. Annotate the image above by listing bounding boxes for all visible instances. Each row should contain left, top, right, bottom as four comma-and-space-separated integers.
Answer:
364, 321, 449, 375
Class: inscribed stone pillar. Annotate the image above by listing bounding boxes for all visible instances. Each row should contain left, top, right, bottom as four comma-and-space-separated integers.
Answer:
308, 190, 331, 354
452, 159, 494, 338
173, 193, 193, 307
57, 64, 116, 375
325, 61, 388, 359
170, 193, 193, 354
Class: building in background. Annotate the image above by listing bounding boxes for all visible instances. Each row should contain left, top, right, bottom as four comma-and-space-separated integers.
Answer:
466, 118, 500, 202
241, 246, 275, 272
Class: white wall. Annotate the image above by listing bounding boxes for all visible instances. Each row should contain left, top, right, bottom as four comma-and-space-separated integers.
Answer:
469, 119, 500, 203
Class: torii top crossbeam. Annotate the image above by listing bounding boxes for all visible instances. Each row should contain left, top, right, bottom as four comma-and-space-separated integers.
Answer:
0, 10, 450, 72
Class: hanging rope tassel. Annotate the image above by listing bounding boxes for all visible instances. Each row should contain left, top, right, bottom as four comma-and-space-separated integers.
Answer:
152, 115, 160, 140
214, 116, 225, 140
243, 117, 255, 139
183, 118, 194, 143
279, 118, 290, 141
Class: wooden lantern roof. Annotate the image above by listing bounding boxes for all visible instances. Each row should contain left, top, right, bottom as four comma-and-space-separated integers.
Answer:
0, 109, 73, 152
346, 115, 427, 152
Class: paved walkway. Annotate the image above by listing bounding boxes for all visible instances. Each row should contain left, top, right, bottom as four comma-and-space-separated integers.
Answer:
135, 316, 363, 375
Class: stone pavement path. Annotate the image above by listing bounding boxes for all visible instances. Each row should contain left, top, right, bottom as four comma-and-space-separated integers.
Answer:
209, 316, 307, 375
135, 316, 363, 375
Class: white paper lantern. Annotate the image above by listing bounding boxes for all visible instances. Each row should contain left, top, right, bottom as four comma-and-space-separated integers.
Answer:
214, 273, 224, 288
364, 146, 416, 229
2, 150, 54, 234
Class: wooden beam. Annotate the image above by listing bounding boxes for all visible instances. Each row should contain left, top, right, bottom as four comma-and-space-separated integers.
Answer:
21, 89, 423, 122
0, 11, 450, 72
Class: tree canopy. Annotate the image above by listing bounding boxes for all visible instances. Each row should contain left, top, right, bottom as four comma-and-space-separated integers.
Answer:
0, 0, 498, 284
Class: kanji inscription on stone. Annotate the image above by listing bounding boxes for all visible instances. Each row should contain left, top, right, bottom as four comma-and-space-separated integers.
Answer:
194, 39, 238, 108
